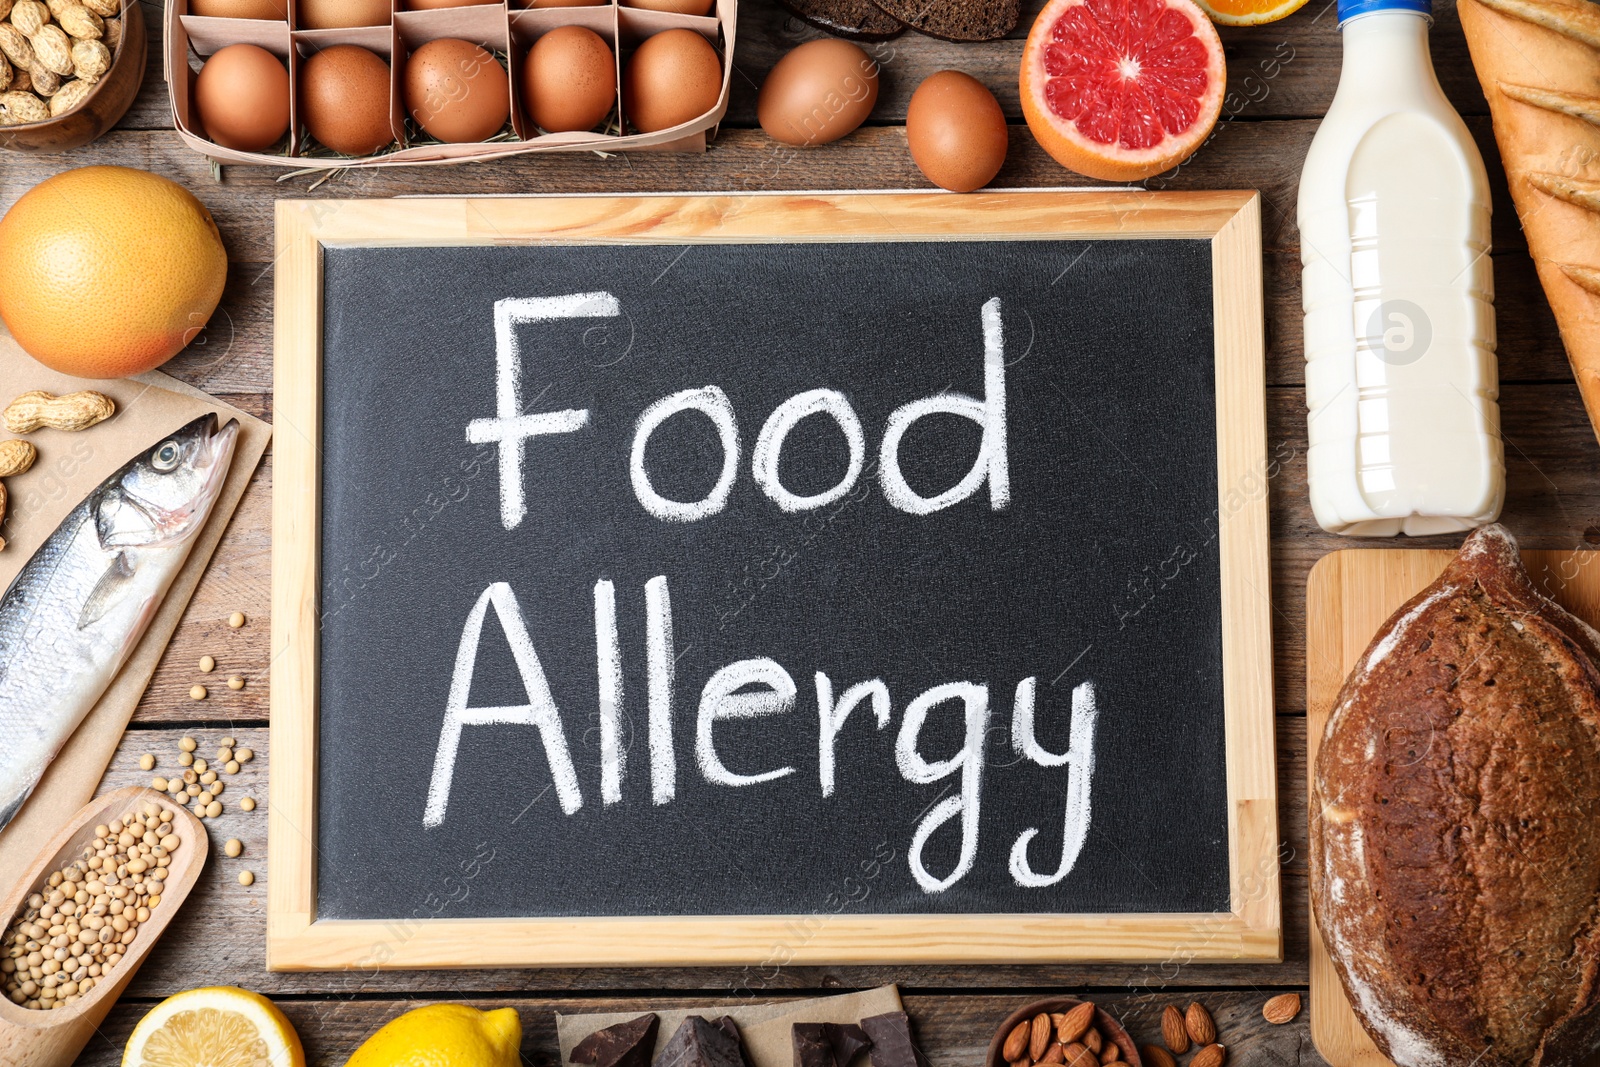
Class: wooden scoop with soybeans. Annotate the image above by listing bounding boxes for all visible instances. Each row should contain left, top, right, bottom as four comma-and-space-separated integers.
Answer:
0, 786, 208, 1067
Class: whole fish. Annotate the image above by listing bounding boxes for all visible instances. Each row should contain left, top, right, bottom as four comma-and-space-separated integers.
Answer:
0, 413, 238, 830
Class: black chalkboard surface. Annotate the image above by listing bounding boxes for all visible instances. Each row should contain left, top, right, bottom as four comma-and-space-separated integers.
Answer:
271, 193, 1277, 969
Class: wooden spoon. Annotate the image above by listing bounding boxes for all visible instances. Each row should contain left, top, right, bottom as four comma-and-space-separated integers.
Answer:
0, 786, 209, 1067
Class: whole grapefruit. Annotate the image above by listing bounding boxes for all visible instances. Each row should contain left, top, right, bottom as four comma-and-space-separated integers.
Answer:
0, 166, 228, 378
1020, 0, 1225, 182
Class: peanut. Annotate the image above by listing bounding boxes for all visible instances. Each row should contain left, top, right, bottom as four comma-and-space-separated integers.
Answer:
77, 0, 113, 16
0, 440, 37, 477
56, 3, 98, 37
47, 69, 87, 111
4, 391, 115, 433
30, 24, 72, 75
0, 23, 33, 67
9, 0, 45, 35
68, 36, 104, 80
11, 62, 30, 91
25, 60, 55, 94
0, 55, 10, 90
99, 12, 114, 48
0, 0, 13, 18
0, 88, 46, 121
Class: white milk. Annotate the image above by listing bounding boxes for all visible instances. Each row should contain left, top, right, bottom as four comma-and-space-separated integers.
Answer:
1298, 0, 1503, 536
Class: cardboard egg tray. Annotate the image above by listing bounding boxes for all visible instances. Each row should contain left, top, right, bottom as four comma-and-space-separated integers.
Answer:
162, 0, 733, 167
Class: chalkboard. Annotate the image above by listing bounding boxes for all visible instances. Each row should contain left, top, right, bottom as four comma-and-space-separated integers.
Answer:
270, 192, 1279, 970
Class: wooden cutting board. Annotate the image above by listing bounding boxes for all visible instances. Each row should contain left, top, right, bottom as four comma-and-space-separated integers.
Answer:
1306, 547, 1600, 1067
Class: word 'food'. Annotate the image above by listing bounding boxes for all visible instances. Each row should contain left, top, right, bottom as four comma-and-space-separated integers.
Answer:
467, 291, 1009, 529
423, 576, 1098, 894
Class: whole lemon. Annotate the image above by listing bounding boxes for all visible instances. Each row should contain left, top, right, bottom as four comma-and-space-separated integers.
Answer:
346, 1004, 523, 1067
0, 166, 227, 379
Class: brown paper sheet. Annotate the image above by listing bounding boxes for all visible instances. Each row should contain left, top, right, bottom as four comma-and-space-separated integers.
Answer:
557, 986, 905, 1067
0, 343, 271, 887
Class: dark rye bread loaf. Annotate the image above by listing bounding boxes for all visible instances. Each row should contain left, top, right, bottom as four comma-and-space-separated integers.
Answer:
865, 0, 1017, 41
776, 0, 906, 39
1312, 524, 1600, 1067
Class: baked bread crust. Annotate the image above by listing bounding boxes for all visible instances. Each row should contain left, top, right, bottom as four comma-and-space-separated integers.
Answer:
1312, 524, 1600, 1067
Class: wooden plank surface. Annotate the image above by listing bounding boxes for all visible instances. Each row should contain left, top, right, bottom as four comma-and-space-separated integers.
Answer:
0, 0, 1590, 1058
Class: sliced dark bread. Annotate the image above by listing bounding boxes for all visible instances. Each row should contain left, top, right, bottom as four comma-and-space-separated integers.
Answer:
865, 0, 1016, 41
776, 0, 907, 38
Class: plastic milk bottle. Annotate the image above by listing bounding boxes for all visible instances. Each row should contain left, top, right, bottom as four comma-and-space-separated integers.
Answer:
1298, 0, 1503, 536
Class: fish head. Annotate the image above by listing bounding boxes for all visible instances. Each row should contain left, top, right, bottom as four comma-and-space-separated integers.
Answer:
94, 413, 240, 551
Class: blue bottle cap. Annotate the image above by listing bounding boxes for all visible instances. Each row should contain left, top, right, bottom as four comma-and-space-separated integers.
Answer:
1338, 0, 1430, 22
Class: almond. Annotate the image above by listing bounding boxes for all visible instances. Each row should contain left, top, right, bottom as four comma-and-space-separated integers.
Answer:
1190, 1045, 1226, 1067
1083, 1029, 1102, 1055
1057, 1002, 1096, 1045
1003, 1021, 1030, 1062
1140, 1047, 1176, 1067
1065, 1046, 1097, 1067
1042, 1044, 1065, 1064
1030, 1014, 1053, 1061
1184, 1003, 1216, 1047
1161, 1007, 1190, 1055
1009, 1059, 1030, 1067
1098, 1041, 1119, 1064
1262, 993, 1300, 1025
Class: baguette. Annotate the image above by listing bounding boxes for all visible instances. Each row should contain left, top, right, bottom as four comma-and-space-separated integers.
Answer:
1460, 0, 1600, 444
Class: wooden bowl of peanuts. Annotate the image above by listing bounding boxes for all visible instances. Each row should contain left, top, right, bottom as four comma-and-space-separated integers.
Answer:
989, 999, 1142, 1067
0, 786, 207, 1067
0, 0, 145, 154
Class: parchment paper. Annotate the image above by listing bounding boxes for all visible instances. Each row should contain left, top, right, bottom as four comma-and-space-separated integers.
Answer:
0, 343, 271, 886
557, 986, 905, 1067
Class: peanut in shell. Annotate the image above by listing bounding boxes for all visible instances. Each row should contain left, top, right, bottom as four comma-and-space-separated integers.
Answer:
0, 87, 45, 121
30, 23, 72, 74
57, 3, 100, 37
48, 71, 89, 112
0, 23, 33, 66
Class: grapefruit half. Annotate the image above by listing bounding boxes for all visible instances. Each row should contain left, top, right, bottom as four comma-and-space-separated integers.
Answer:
1020, 0, 1226, 182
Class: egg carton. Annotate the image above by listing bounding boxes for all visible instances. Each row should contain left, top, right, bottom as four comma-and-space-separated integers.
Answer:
162, 0, 733, 167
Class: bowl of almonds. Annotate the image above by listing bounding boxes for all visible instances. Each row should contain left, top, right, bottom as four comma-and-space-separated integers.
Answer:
0, 0, 143, 153
989, 999, 1141, 1067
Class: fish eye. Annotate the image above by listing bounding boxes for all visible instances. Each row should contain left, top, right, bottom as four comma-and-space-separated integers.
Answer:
151, 441, 181, 472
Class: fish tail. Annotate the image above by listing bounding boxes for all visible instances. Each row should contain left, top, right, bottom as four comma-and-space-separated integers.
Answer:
0, 783, 36, 833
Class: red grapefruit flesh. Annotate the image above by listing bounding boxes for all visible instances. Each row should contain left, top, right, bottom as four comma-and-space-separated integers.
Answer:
1020, 0, 1225, 182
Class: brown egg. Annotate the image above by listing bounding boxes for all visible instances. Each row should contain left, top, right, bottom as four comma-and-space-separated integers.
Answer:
906, 70, 1007, 192
189, 0, 286, 18
522, 26, 614, 133
297, 0, 389, 28
301, 45, 394, 155
194, 44, 290, 152
757, 38, 877, 146
405, 38, 509, 142
621, 28, 720, 134
623, 0, 713, 14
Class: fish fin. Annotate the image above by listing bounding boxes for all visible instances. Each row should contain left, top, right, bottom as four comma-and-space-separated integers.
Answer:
79, 551, 135, 629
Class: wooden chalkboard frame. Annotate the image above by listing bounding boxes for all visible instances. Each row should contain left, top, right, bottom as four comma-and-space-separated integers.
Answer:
269, 191, 1278, 971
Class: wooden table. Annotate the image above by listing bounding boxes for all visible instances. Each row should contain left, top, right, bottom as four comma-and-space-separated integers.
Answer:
10, 0, 1590, 1061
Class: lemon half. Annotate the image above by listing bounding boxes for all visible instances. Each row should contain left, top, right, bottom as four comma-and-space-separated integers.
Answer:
123, 986, 305, 1067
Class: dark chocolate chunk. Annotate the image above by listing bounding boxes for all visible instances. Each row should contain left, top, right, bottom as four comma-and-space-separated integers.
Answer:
861, 1013, 931, 1067
775, 0, 907, 39
824, 1023, 872, 1067
658, 1016, 751, 1067
573, 1014, 660, 1067
865, 0, 1017, 40
795, 1024, 836, 1067
796, 1022, 874, 1067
